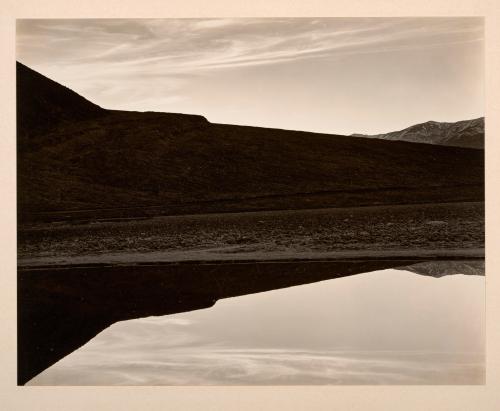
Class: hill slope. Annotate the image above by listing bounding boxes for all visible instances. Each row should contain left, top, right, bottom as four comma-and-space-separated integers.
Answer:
352, 118, 484, 149
16, 62, 107, 146
17, 62, 484, 222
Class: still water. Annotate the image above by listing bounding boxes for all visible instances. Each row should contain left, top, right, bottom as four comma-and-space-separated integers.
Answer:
29, 263, 485, 385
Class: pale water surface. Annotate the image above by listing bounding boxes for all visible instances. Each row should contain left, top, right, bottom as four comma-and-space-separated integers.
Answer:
29, 266, 485, 385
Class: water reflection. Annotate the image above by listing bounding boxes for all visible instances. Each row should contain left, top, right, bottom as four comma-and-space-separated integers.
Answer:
397, 260, 484, 277
19, 258, 411, 384
26, 260, 485, 385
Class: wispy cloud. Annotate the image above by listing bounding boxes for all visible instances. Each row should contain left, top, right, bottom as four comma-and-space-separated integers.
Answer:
16, 18, 484, 133
17, 18, 483, 75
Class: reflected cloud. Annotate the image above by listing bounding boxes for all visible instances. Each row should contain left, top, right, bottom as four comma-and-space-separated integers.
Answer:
30, 348, 484, 385
138, 317, 194, 326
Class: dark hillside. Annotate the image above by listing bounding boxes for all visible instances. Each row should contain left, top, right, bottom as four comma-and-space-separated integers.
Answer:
16, 62, 108, 146
17, 62, 484, 223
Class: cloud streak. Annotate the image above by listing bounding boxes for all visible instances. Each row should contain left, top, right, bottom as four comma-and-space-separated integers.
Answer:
17, 18, 483, 74
16, 18, 484, 134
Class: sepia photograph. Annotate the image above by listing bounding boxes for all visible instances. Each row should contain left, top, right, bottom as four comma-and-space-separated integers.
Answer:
16, 17, 485, 386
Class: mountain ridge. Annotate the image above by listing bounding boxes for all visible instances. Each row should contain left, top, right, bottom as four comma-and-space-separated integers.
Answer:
351, 117, 484, 149
16, 62, 107, 144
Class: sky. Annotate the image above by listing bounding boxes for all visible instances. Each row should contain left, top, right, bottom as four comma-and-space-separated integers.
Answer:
16, 18, 484, 135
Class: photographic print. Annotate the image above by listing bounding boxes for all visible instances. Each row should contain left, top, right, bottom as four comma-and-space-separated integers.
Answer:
16, 17, 485, 386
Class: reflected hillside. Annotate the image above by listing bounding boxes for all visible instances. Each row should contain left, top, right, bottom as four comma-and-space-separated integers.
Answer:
18, 258, 420, 385
18, 258, 483, 385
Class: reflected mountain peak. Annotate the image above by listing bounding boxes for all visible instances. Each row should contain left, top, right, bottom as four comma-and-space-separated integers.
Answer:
396, 260, 485, 278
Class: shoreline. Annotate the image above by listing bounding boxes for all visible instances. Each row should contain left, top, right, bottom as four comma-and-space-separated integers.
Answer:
18, 201, 485, 268
18, 247, 485, 269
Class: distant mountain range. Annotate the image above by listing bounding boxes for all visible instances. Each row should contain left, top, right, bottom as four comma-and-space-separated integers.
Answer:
16, 62, 484, 222
352, 118, 484, 149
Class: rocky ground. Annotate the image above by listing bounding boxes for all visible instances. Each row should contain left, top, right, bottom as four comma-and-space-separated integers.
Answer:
18, 201, 484, 266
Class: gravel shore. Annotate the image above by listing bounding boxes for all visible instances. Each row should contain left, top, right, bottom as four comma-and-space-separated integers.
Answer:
18, 201, 484, 267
